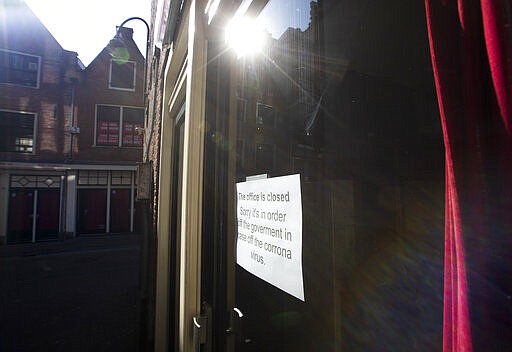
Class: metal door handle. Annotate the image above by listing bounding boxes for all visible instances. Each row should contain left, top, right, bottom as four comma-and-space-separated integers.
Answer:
226, 307, 243, 334
227, 307, 250, 344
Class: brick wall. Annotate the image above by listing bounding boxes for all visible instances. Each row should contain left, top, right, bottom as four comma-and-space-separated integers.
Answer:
146, 0, 169, 225
0, 2, 81, 163
1, 2, 144, 167
74, 35, 145, 164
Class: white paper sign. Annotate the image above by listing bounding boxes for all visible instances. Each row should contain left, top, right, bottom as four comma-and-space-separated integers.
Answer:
236, 174, 304, 301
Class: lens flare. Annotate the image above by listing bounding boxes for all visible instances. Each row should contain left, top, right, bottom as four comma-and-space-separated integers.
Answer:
225, 16, 265, 57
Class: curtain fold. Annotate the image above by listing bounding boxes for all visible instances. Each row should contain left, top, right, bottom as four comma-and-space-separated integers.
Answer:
425, 0, 512, 351
481, 0, 512, 133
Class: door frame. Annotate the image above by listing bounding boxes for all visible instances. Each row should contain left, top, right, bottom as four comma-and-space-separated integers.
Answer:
7, 174, 64, 243
76, 188, 108, 235
110, 188, 132, 233
155, 1, 208, 350
6, 188, 35, 244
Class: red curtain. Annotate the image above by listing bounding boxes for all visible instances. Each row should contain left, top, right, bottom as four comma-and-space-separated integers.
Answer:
425, 0, 512, 351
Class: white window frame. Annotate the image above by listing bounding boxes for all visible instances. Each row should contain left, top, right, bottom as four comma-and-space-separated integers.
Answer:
108, 58, 137, 91
0, 49, 41, 89
0, 109, 37, 154
256, 102, 275, 126
94, 104, 144, 148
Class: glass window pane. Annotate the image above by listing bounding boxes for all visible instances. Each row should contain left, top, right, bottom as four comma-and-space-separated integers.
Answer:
97, 105, 120, 146
111, 170, 132, 185
220, 1, 445, 351
256, 102, 274, 125
110, 60, 135, 89
78, 170, 108, 185
0, 50, 39, 87
97, 171, 108, 185
123, 107, 144, 122
0, 110, 35, 153
122, 108, 144, 147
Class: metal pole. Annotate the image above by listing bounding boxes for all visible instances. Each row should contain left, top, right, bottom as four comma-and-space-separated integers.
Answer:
115, 17, 154, 352
115, 17, 150, 115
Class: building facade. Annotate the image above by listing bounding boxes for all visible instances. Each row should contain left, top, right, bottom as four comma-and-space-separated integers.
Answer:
145, 0, 512, 351
72, 26, 145, 236
0, 1, 145, 244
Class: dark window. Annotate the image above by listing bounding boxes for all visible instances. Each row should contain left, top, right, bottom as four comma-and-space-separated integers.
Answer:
96, 105, 143, 147
0, 110, 35, 153
255, 143, 275, 171
109, 60, 136, 90
256, 102, 274, 125
0, 50, 40, 88
78, 170, 108, 185
111, 170, 133, 185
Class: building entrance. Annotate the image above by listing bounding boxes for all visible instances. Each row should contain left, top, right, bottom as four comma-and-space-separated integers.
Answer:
7, 175, 62, 244
110, 189, 131, 233
77, 189, 107, 234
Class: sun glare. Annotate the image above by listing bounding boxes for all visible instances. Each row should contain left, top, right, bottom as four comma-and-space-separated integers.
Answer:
225, 16, 266, 57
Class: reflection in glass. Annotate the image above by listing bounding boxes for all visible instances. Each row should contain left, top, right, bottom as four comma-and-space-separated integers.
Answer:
230, 0, 444, 351
235, 0, 323, 178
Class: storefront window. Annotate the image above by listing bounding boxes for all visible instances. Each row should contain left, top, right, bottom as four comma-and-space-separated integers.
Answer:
212, 0, 445, 350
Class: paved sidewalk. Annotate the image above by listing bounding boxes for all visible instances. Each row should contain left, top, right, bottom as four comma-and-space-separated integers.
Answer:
0, 233, 142, 258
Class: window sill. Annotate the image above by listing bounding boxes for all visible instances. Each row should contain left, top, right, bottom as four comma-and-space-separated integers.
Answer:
0, 82, 39, 89
107, 86, 136, 92
93, 145, 142, 149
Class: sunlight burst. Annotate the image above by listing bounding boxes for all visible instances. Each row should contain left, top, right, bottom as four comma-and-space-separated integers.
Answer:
225, 16, 266, 57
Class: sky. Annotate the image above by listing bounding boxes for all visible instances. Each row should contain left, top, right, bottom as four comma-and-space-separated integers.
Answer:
259, 0, 311, 39
24, 0, 151, 67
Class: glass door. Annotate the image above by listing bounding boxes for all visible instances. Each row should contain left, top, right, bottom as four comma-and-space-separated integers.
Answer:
205, 0, 446, 351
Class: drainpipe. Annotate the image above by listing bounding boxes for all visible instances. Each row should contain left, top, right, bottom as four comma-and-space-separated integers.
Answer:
68, 78, 79, 160
59, 174, 67, 241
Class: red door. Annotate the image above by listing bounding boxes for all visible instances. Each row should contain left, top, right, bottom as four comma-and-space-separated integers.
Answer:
7, 190, 34, 244
77, 189, 107, 234
36, 190, 60, 241
110, 189, 131, 233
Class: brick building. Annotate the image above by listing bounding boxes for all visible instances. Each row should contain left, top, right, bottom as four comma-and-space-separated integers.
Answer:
71, 25, 145, 237
0, 0, 145, 244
